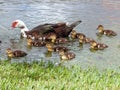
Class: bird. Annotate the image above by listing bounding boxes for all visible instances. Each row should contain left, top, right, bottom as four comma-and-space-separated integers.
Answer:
47, 34, 68, 44
11, 19, 82, 38
96, 25, 117, 36
27, 37, 46, 47
58, 50, 75, 60
70, 30, 85, 39
78, 35, 94, 44
45, 43, 69, 52
90, 40, 108, 50
6, 48, 27, 58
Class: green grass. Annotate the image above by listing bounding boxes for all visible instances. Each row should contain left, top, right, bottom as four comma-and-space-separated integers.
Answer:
0, 60, 120, 90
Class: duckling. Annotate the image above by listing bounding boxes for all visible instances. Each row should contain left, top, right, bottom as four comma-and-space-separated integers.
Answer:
58, 50, 75, 60
70, 30, 85, 39
90, 40, 108, 50
78, 35, 94, 44
45, 43, 69, 52
6, 48, 27, 58
78, 35, 86, 44
97, 25, 117, 36
55, 38, 68, 44
27, 38, 46, 47
47, 33, 68, 44
47, 33, 57, 43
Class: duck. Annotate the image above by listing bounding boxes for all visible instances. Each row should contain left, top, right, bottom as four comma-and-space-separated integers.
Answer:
11, 19, 82, 38
78, 35, 94, 44
27, 37, 46, 47
45, 33, 57, 43
97, 25, 117, 36
90, 40, 108, 50
70, 30, 86, 39
55, 38, 68, 44
47, 33, 68, 44
58, 50, 75, 60
45, 43, 69, 52
6, 48, 27, 58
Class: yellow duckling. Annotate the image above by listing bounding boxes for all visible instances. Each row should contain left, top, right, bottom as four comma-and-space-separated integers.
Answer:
78, 35, 94, 44
45, 43, 69, 52
6, 48, 27, 58
58, 50, 75, 60
97, 25, 117, 36
47, 33, 68, 44
27, 38, 46, 47
70, 30, 85, 39
90, 40, 108, 50
48, 34, 57, 43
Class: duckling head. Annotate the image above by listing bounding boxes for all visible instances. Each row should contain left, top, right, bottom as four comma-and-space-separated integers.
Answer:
6, 48, 14, 58
97, 25, 104, 32
49, 34, 57, 43
70, 30, 77, 39
78, 35, 84, 40
90, 40, 97, 47
27, 37, 33, 46
71, 30, 77, 35
58, 50, 65, 56
46, 43, 54, 51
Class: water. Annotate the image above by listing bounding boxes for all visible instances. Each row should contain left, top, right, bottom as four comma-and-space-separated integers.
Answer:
0, 0, 120, 69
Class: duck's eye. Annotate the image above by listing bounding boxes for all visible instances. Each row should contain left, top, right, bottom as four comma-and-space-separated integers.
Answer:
20, 26, 25, 29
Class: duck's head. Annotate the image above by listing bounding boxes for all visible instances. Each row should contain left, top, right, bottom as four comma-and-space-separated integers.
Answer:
11, 20, 29, 37
12, 20, 27, 29
97, 25, 104, 31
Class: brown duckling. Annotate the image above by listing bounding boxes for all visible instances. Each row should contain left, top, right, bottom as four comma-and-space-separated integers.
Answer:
47, 33, 68, 44
45, 43, 69, 52
70, 30, 85, 39
47, 33, 57, 43
97, 25, 117, 36
6, 48, 27, 58
55, 38, 68, 44
78, 35, 94, 44
90, 40, 108, 50
58, 50, 75, 60
27, 38, 46, 47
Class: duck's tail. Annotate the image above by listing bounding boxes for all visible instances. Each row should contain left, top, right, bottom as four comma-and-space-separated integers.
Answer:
69, 20, 82, 29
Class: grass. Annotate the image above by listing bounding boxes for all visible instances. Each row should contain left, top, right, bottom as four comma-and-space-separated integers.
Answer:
0, 60, 120, 90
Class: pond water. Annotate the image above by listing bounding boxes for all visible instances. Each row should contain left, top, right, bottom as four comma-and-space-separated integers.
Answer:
0, 0, 120, 69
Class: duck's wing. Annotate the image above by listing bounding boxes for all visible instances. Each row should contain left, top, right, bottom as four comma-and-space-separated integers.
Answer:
25, 23, 66, 36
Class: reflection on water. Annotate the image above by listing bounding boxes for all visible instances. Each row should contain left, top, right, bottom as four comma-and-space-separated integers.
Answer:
0, 0, 120, 69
